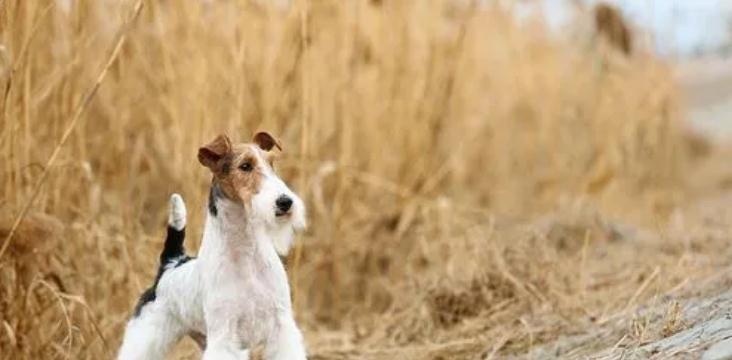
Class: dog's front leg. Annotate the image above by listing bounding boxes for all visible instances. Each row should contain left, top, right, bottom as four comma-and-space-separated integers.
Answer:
264, 314, 307, 360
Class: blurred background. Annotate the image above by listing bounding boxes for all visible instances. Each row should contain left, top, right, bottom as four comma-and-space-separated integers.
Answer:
2, 0, 732, 359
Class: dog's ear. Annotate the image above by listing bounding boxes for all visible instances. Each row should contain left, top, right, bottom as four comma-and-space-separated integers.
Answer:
198, 134, 232, 170
253, 131, 282, 152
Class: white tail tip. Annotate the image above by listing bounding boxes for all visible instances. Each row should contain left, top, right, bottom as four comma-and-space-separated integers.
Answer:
168, 193, 187, 231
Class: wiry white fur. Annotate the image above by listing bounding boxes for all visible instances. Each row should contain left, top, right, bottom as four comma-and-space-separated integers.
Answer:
168, 193, 187, 231
250, 145, 306, 256
118, 151, 307, 360
117, 303, 183, 359
197, 197, 305, 359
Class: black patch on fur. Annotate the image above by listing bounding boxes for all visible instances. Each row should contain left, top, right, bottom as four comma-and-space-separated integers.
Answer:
209, 184, 225, 217
208, 186, 218, 216
176, 255, 194, 267
160, 226, 185, 263
133, 287, 157, 317
132, 225, 194, 317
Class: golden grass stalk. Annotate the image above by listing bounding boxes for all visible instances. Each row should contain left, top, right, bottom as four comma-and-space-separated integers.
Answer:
0, 1, 702, 358
0, 0, 143, 261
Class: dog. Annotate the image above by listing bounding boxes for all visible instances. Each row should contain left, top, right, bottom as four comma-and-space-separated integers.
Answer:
118, 132, 307, 359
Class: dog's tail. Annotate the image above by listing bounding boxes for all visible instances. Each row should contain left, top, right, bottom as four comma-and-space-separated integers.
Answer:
159, 193, 187, 263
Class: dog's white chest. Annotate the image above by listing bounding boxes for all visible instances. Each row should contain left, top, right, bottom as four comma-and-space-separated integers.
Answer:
200, 235, 293, 345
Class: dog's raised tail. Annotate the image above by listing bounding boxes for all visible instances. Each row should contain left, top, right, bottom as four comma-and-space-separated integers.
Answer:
160, 193, 187, 263
130, 194, 190, 318
168, 193, 186, 231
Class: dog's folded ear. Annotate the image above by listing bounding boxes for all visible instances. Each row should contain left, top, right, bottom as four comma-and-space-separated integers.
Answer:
253, 131, 282, 152
198, 134, 232, 170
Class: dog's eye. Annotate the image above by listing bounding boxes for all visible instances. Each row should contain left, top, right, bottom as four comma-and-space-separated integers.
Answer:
239, 162, 254, 172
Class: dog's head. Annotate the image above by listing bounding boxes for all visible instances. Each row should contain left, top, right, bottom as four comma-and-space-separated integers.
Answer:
198, 132, 306, 254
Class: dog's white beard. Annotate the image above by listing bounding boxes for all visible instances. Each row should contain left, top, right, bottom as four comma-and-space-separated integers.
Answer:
251, 175, 307, 256
271, 225, 295, 256
270, 197, 306, 256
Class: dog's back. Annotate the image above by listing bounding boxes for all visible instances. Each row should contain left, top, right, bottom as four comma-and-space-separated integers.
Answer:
132, 194, 194, 317
119, 194, 205, 359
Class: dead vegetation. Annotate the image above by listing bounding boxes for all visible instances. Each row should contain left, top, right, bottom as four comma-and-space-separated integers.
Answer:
0, 1, 726, 359
594, 3, 633, 55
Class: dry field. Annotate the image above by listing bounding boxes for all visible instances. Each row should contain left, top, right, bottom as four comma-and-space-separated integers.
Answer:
1, 1, 730, 359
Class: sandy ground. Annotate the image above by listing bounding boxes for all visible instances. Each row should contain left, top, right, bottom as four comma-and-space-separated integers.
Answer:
521, 192, 732, 359
515, 57, 732, 359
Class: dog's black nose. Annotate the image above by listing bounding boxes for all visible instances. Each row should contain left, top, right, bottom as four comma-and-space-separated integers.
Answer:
275, 195, 293, 213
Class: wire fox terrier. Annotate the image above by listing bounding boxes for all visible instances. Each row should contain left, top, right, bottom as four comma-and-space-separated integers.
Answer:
118, 132, 307, 359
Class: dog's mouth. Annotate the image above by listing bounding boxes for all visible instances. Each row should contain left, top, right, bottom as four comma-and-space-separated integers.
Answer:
275, 210, 290, 218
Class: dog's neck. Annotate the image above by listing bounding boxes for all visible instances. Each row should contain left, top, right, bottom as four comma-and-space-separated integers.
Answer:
199, 197, 250, 257
198, 187, 289, 296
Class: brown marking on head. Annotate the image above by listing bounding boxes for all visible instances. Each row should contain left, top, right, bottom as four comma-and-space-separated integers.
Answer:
198, 135, 233, 172
253, 131, 283, 152
198, 133, 283, 207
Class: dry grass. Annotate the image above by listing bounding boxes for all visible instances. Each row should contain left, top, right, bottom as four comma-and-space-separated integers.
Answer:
594, 3, 633, 56
0, 1, 724, 359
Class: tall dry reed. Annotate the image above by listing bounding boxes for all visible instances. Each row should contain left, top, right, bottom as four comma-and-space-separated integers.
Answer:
0, 1, 690, 358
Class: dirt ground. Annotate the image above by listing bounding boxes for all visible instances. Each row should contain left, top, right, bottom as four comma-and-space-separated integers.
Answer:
498, 58, 732, 359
